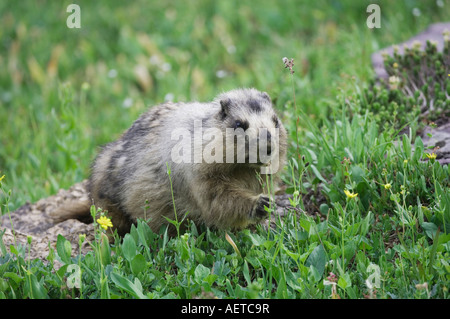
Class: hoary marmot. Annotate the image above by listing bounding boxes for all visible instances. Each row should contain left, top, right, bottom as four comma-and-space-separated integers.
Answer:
51, 88, 288, 236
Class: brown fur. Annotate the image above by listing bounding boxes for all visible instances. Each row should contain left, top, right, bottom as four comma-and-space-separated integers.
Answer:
51, 88, 287, 236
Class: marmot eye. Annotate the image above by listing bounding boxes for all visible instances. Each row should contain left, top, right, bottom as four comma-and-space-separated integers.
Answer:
234, 120, 249, 130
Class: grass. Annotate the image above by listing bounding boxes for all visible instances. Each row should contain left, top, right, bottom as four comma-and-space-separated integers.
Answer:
1, 0, 449, 299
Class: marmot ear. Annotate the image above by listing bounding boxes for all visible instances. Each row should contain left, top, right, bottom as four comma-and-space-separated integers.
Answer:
261, 92, 271, 103
220, 98, 231, 119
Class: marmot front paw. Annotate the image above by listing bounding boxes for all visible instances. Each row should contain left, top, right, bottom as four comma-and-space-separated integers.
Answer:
250, 195, 271, 221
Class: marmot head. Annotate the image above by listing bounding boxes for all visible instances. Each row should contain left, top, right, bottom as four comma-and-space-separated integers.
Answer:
215, 88, 287, 174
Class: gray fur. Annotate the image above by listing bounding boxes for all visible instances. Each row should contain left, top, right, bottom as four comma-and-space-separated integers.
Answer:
76, 88, 287, 236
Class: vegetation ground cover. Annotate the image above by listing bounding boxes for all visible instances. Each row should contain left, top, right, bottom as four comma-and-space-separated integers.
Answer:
0, 0, 449, 299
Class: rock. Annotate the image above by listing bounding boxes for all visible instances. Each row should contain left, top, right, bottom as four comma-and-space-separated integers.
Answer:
371, 22, 450, 166
421, 122, 450, 165
372, 22, 450, 79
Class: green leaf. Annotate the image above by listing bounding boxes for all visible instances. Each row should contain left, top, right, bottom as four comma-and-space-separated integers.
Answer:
129, 224, 140, 244
192, 247, 205, 264
100, 274, 111, 299
275, 272, 288, 298
344, 147, 354, 162
286, 271, 302, 291
3, 272, 23, 284
344, 239, 357, 261
203, 274, 218, 286
110, 272, 148, 299
194, 264, 210, 284
412, 136, 424, 163
99, 233, 111, 266
350, 165, 365, 184
402, 134, 411, 159
247, 233, 266, 246
136, 220, 152, 251
56, 234, 72, 264
428, 228, 440, 277
178, 240, 190, 261
421, 222, 438, 240
212, 258, 231, 278
9, 244, 19, 256
337, 273, 351, 289
130, 254, 146, 275
56, 264, 69, 279
122, 234, 137, 262
305, 244, 326, 278
0, 230, 7, 257
263, 240, 276, 250
243, 261, 251, 286
307, 265, 321, 283
360, 211, 372, 237
435, 181, 450, 231
310, 164, 327, 184
438, 233, 450, 246
0, 278, 8, 292
24, 273, 48, 299
299, 218, 312, 233
319, 203, 330, 215
283, 248, 301, 262
288, 229, 308, 242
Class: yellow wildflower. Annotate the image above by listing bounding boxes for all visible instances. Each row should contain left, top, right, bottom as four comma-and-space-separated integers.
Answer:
425, 153, 436, 160
97, 215, 113, 230
0, 175, 5, 182
344, 189, 358, 199
393, 62, 398, 69
384, 183, 392, 190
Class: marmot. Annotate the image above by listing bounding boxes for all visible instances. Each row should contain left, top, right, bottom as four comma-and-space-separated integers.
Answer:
51, 88, 287, 236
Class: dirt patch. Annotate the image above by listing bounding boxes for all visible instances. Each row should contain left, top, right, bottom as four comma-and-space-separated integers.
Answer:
1, 181, 95, 261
